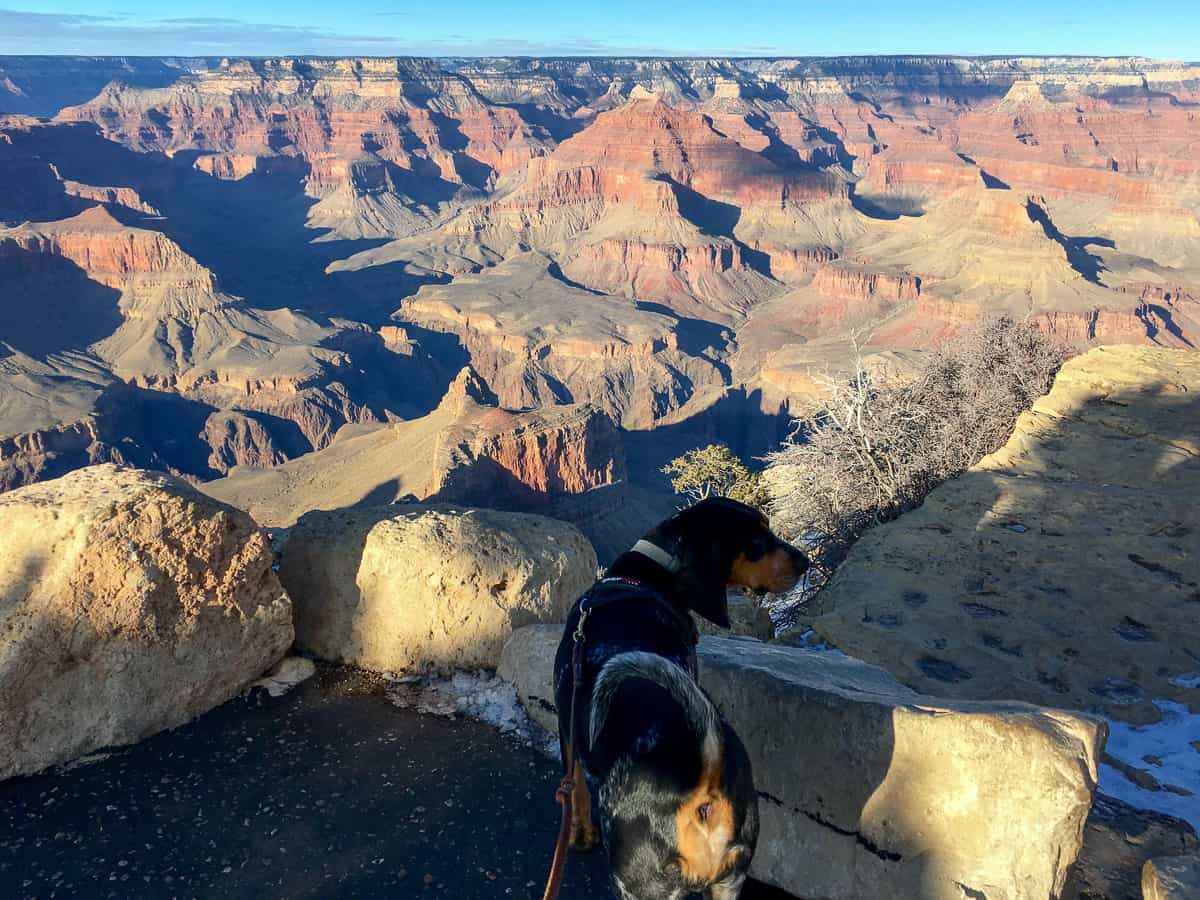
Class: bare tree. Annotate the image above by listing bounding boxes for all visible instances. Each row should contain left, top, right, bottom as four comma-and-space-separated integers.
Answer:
765, 316, 1063, 600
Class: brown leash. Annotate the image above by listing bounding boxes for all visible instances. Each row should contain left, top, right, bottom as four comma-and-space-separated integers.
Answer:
542, 603, 591, 900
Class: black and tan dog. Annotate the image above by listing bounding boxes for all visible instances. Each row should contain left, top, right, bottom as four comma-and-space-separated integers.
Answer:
553, 497, 807, 900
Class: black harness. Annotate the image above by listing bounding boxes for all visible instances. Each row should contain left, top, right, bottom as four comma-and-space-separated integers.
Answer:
574, 575, 699, 647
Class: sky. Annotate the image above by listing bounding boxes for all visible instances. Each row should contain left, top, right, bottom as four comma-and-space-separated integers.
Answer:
0, 1, 1198, 59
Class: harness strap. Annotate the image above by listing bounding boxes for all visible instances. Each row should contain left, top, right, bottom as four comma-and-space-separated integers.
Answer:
542, 601, 590, 900
585, 577, 698, 646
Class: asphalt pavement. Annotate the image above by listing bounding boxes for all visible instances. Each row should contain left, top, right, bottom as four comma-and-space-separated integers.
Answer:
0, 667, 796, 900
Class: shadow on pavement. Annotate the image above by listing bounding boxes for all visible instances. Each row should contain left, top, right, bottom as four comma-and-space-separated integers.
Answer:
0, 666, 799, 899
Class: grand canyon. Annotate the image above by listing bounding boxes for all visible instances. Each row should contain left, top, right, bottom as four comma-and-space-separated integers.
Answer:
2, 53, 1200, 900
2, 55, 1197, 523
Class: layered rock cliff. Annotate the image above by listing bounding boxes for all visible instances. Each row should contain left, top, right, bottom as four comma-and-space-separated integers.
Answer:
201, 366, 626, 528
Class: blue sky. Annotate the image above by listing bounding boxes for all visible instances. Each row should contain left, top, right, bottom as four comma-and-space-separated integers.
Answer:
1, 1, 1198, 58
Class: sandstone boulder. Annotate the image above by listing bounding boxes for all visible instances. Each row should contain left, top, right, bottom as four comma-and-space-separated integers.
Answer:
500, 626, 1105, 900
496, 624, 561, 733
1142, 854, 1200, 900
0, 464, 293, 780
280, 505, 596, 673
810, 346, 1200, 726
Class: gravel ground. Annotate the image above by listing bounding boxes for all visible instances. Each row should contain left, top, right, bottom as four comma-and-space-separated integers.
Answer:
0, 666, 796, 900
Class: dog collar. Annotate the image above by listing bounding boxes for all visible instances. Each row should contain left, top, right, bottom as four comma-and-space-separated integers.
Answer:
630, 539, 681, 574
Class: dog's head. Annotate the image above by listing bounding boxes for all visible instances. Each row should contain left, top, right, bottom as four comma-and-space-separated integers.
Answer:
643, 497, 808, 628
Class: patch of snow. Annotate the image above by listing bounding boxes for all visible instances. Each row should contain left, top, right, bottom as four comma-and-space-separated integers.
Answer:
1170, 672, 1200, 689
788, 629, 847, 656
248, 656, 316, 698
385, 670, 558, 757
1099, 699, 1200, 830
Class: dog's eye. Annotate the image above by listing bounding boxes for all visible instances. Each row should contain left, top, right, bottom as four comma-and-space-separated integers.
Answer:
697, 803, 711, 822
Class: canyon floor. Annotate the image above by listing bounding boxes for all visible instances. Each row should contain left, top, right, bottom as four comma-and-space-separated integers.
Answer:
0, 666, 794, 900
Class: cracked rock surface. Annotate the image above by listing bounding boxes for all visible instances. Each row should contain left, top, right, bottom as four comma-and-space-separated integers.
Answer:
0, 464, 293, 780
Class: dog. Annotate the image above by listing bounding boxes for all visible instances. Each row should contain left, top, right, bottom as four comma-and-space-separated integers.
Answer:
553, 497, 808, 900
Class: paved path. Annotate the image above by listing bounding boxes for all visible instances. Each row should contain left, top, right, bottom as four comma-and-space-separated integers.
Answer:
0, 667, 796, 899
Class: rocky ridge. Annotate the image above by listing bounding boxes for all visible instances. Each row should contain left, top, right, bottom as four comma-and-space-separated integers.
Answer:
200, 366, 626, 528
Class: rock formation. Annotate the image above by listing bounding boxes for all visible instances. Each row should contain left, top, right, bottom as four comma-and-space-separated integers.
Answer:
280, 505, 595, 672
500, 626, 1105, 900
201, 366, 627, 528
391, 254, 726, 428
1, 55, 1198, 511
810, 346, 1199, 725
0, 464, 293, 779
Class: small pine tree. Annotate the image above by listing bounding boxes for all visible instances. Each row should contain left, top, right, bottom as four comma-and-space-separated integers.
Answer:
662, 444, 770, 509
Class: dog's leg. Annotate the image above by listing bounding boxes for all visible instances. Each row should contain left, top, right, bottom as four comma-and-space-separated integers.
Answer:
568, 758, 600, 851
706, 872, 746, 900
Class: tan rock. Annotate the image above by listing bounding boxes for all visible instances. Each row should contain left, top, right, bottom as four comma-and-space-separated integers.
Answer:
496, 624, 561, 734
1142, 854, 1200, 899
0, 464, 293, 780
280, 505, 596, 673
811, 346, 1200, 725
500, 626, 1104, 900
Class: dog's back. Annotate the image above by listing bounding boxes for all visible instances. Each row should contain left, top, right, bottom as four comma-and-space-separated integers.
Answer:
553, 577, 699, 763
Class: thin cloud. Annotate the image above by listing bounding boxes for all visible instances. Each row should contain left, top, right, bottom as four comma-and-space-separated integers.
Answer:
0, 7, 784, 57
0, 8, 406, 54
159, 18, 247, 26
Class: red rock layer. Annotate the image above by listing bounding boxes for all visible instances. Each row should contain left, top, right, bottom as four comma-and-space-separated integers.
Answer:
811, 262, 921, 303
57, 57, 549, 200
546, 96, 839, 206
431, 401, 625, 508
0, 207, 214, 292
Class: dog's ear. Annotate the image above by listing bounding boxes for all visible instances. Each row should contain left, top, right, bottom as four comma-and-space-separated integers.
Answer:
679, 567, 732, 628
650, 505, 736, 628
